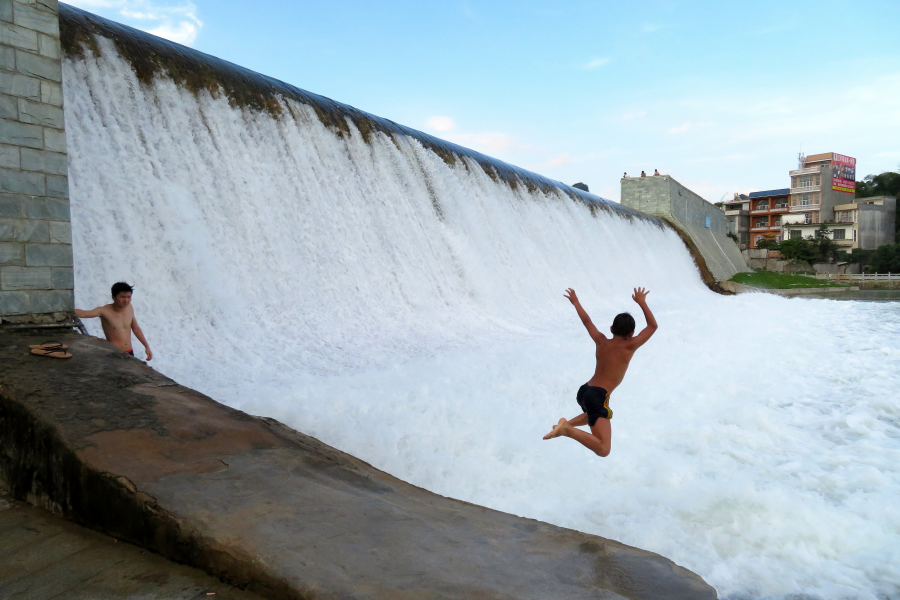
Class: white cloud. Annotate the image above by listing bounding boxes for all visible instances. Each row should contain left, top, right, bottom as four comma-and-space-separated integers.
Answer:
623, 110, 646, 120
426, 116, 456, 132
582, 58, 609, 70
546, 153, 571, 166
65, 0, 202, 46
450, 132, 514, 153
668, 122, 692, 134
642, 23, 662, 33
148, 20, 198, 45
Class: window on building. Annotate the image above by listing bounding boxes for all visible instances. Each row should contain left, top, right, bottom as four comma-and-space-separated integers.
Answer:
853, 229, 857, 242
804, 212, 813, 224
833, 229, 846, 240
756, 219, 768, 228
775, 235, 782, 242
790, 230, 801, 239
754, 235, 763, 245
814, 212, 820, 224
756, 202, 769, 210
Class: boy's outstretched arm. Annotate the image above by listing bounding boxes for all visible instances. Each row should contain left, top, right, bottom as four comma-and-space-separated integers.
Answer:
564, 288, 605, 342
629, 287, 658, 348
75, 307, 103, 319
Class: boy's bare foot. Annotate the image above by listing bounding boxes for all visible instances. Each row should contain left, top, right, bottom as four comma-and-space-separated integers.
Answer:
543, 418, 570, 440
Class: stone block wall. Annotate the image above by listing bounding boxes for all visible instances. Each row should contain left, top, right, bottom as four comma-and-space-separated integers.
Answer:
0, 0, 72, 323
621, 175, 749, 282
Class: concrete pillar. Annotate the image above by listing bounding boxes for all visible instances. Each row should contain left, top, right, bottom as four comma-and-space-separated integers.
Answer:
0, 0, 72, 324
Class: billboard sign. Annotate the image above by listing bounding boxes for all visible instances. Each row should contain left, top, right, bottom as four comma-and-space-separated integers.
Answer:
832, 153, 856, 193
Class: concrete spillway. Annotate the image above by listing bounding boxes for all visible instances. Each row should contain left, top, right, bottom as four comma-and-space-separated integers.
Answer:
0, 331, 715, 599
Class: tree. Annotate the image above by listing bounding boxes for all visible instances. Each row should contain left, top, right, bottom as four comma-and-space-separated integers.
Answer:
869, 243, 900, 273
856, 171, 900, 199
813, 225, 841, 263
756, 236, 779, 270
778, 237, 820, 267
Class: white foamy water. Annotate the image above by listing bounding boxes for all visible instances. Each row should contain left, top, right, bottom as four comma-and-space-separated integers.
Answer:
64, 40, 900, 600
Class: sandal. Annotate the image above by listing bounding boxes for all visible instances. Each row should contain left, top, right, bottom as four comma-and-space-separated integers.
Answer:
30, 348, 73, 359
29, 341, 69, 351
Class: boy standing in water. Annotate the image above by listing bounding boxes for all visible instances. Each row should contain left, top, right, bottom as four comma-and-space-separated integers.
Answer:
75, 282, 153, 360
543, 287, 657, 457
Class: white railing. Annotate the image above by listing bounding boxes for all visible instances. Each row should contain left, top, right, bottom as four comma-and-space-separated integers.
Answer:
772, 204, 789, 210
790, 186, 820, 195
815, 273, 900, 281
789, 204, 820, 212
790, 166, 822, 176
750, 209, 770, 214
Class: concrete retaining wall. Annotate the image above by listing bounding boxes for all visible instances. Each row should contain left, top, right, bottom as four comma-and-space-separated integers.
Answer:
621, 175, 749, 281
719, 280, 859, 296
0, 0, 72, 323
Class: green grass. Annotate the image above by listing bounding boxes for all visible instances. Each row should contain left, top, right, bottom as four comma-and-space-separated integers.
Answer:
729, 270, 851, 289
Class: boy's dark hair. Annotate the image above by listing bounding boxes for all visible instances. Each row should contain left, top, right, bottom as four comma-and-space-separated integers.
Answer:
611, 312, 636, 337
111, 282, 134, 298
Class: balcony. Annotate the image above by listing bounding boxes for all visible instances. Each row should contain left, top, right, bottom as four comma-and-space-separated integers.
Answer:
790, 186, 820, 195
789, 166, 822, 176
789, 204, 820, 213
725, 209, 749, 216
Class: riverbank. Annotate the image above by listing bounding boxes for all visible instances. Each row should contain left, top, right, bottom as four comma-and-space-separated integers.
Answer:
0, 330, 716, 600
728, 271, 850, 290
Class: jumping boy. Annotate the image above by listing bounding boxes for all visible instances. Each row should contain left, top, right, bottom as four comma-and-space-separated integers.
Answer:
75, 282, 153, 360
543, 287, 657, 456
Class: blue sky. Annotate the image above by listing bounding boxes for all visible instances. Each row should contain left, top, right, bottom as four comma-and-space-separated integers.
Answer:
65, 0, 900, 201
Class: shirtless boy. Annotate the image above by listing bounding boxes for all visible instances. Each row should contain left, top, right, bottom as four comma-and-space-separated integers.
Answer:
75, 282, 153, 360
543, 287, 657, 457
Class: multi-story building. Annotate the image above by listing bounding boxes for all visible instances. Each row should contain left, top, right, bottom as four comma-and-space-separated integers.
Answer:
782, 152, 856, 230
723, 193, 750, 249
784, 195, 896, 250
747, 189, 789, 248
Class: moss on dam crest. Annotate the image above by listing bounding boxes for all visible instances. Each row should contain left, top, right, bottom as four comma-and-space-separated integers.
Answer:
0, 330, 718, 599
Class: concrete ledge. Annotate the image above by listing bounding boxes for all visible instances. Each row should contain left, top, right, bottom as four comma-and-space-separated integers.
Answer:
719, 280, 859, 296
0, 331, 717, 600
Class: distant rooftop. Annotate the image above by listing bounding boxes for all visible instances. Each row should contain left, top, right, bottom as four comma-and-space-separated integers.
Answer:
748, 188, 790, 198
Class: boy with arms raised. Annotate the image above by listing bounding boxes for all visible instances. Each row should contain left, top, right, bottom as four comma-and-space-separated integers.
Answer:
75, 282, 153, 360
543, 287, 657, 456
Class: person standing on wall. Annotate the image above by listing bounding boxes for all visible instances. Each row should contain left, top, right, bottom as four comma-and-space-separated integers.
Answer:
75, 282, 153, 359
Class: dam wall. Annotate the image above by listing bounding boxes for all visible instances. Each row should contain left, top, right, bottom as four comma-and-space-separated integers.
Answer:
0, 0, 73, 323
621, 175, 749, 281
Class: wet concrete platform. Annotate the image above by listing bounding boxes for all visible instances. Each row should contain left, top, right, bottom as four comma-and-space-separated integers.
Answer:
0, 479, 264, 599
0, 331, 717, 600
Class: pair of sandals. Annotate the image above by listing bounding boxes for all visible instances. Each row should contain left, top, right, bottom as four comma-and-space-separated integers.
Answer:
30, 341, 72, 359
